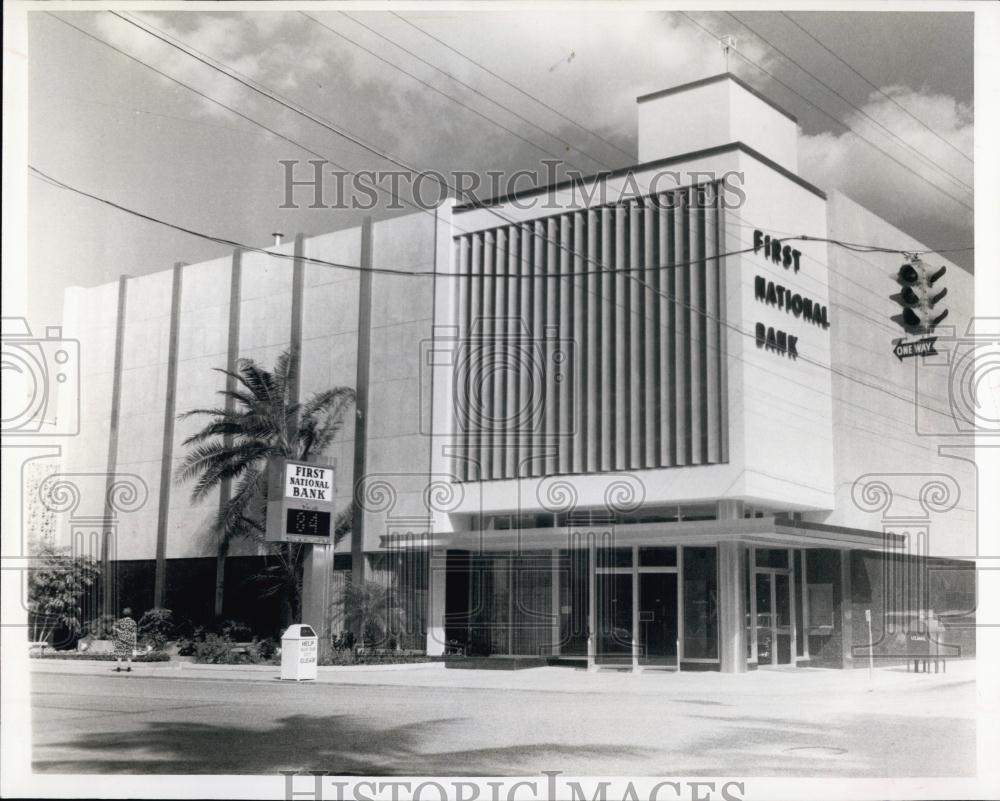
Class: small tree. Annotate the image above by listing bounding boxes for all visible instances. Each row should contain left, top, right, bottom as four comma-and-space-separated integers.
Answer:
175, 350, 354, 627
341, 580, 405, 650
27, 541, 101, 646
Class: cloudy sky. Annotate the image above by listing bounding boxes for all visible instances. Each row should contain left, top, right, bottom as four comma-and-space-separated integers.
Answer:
26, 8, 975, 325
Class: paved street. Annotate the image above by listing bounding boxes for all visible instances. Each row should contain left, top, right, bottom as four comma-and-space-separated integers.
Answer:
31, 661, 975, 777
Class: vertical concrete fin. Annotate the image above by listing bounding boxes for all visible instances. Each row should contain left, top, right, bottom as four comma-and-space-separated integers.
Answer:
153, 262, 185, 609
628, 200, 644, 467
643, 202, 660, 468
558, 214, 573, 475
613, 204, 628, 470
585, 209, 601, 474
101, 274, 129, 618
599, 207, 614, 472
351, 218, 373, 589
705, 183, 721, 463
659, 199, 675, 466
673, 191, 688, 465
689, 186, 704, 465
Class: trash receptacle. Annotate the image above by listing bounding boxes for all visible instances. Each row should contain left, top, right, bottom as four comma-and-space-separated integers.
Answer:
280, 624, 318, 681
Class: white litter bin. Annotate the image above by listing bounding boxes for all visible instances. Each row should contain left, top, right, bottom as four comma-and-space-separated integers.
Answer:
280, 624, 318, 681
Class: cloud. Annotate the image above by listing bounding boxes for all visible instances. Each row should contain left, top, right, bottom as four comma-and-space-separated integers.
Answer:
93, 11, 335, 118
798, 86, 974, 242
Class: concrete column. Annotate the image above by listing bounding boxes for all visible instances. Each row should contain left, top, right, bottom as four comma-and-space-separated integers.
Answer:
101, 275, 128, 620
587, 539, 597, 671
551, 549, 561, 657
840, 550, 854, 669
426, 554, 447, 656
300, 544, 332, 640
718, 540, 747, 673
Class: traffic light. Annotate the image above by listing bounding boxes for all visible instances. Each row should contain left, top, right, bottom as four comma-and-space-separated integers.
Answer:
891, 258, 948, 334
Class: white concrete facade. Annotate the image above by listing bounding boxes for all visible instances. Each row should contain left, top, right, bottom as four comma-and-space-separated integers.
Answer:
49, 75, 975, 657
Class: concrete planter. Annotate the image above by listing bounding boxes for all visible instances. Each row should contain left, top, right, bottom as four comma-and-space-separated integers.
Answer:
77, 638, 114, 655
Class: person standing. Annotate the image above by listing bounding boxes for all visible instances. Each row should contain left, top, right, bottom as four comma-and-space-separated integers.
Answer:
112, 607, 137, 673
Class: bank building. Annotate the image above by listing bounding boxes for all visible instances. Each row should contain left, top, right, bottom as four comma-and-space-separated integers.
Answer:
47, 73, 977, 672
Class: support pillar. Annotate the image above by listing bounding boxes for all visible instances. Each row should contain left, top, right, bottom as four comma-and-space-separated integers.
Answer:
551, 549, 561, 658
426, 554, 448, 656
301, 544, 332, 641
587, 539, 597, 671
840, 549, 854, 669
718, 540, 747, 673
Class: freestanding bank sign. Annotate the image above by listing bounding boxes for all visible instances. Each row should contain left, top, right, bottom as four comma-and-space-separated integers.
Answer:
265, 458, 336, 544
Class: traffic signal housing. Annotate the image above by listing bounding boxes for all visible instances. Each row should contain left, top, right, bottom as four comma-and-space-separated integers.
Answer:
891, 258, 948, 334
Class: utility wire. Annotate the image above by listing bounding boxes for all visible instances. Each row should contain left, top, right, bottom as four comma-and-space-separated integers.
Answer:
31, 163, 959, 426
30, 164, 762, 278
676, 11, 974, 213
54, 8, 972, 352
42, 14, 967, 423
390, 11, 636, 165
727, 11, 971, 193
779, 11, 973, 166
306, 11, 613, 173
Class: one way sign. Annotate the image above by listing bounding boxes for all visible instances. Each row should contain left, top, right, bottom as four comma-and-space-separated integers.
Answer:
893, 336, 938, 361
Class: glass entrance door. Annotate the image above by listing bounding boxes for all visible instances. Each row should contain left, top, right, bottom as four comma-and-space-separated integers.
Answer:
639, 572, 678, 667
755, 570, 793, 666
596, 573, 632, 666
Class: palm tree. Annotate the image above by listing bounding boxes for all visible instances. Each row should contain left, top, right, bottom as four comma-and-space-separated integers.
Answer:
175, 350, 354, 627
341, 579, 406, 651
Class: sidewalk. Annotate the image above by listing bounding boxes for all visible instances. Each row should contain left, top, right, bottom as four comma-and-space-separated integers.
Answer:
29, 655, 976, 702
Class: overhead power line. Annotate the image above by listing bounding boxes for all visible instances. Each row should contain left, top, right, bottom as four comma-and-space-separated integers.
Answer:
389, 11, 636, 165
676, 11, 974, 213
778, 11, 974, 166
727, 11, 972, 194
304, 11, 613, 173
30, 162, 960, 425
40, 14, 969, 425
30, 163, 762, 278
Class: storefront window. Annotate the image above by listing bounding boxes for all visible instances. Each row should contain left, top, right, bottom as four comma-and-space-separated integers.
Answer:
682, 546, 718, 659
639, 546, 677, 567
756, 548, 789, 569
597, 547, 632, 568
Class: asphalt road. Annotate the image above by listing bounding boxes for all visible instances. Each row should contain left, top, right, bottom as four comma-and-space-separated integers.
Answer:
31, 666, 975, 776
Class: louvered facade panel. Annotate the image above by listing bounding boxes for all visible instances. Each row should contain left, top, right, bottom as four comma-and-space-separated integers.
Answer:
452, 183, 728, 481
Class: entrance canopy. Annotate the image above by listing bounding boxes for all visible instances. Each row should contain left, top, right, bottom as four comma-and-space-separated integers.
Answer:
382, 516, 904, 554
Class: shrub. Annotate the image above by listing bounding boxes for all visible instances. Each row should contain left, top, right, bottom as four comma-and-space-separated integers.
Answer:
28, 541, 101, 646
83, 614, 117, 640
220, 619, 253, 641
319, 649, 430, 667
193, 633, 237, 664
192, 633, 278, 665
341, 581, 405, 650
138, 608, 174, 651
32, 650, 170, 662
254, 637, 280, 661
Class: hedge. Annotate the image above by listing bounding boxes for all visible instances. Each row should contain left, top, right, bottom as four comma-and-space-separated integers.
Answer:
31, 651, 171, 662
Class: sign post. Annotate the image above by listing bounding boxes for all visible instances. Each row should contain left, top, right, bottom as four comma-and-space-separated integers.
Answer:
865, 608, 874, 681
266, 459, 336, 649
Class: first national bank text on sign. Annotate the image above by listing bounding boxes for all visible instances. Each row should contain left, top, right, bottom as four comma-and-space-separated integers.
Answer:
285, 464, 333, 502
